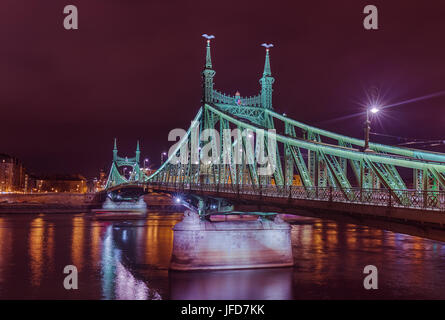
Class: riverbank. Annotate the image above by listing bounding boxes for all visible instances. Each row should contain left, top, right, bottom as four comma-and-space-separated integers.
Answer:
0, 192, 183, 213
0, 204, 96, 213
0, 193, 97, 213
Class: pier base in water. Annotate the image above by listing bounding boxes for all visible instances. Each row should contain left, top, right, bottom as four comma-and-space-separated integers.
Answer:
170, 211, 294, 271
102, 196, 147, 210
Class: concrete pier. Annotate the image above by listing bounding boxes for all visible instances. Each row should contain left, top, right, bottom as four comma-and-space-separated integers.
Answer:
170, 211, 294, 271
102, 196, 147, 210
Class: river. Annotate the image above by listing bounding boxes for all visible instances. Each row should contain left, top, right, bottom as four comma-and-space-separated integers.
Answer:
0, 212, 444, 299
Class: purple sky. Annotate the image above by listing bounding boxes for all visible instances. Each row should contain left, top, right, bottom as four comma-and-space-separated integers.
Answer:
1, 0, 445, 177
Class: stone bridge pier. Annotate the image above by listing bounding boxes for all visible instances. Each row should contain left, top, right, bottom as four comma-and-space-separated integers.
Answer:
170, 210, 294, 271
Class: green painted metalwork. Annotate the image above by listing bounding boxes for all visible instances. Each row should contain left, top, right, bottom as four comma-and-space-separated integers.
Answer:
202, 39, 275, 111
259, 48, 274, 110
105, 139, 147, 188
267, 109, 445, 163
107, 39, 445, 213
202, 40, 215, 103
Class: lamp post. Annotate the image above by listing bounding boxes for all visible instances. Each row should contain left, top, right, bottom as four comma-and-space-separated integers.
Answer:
364, 106, 379, 152
161, 152, 167, 165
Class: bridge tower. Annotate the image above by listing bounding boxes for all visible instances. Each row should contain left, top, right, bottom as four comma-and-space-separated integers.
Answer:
259, 47, 275, 110
113, 138, 118, 161
202, 38, 216, 103
199, 36, 276, 113
136, 140, 140, 163
105, 139, 146, 189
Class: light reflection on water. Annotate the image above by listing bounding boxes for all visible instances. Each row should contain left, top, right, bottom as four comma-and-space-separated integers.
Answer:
0, 212, 444, 299
169, 268, 293, 300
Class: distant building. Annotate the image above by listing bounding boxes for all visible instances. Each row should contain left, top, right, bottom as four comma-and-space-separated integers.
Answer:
34, 174, 87, 193
0, 154, 27, 192
86, 170, 108, 193
97, 169, 107, 190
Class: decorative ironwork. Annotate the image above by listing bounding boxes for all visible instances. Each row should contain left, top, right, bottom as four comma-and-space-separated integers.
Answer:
148, 181, 445, 211
105, 139, 147, 188
106, 38, 445, 217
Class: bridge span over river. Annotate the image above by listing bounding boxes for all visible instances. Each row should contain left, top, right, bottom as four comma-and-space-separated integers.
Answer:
103, 37, 445, 231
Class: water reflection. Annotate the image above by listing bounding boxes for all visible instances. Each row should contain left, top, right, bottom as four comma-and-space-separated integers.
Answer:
290, 219, 445, 299
169, 268, 293, 300
115, 260, 161, 300
101, 224, 163, 300
90, 221, 101, 264
0, 212, 445, 299
46, 224, 55, 273
29, 217, 44, 287
71, 216, 84, 272
0, 217, 12, 292
101, 225, 116, 299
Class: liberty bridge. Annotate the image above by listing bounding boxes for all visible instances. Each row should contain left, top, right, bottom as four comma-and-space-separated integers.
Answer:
103, 36, 445, 230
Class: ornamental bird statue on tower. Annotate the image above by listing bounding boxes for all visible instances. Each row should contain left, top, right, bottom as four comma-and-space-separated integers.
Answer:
202, 34, 216, 103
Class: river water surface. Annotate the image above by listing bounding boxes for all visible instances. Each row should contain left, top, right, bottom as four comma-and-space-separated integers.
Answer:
0, 212, 444, 299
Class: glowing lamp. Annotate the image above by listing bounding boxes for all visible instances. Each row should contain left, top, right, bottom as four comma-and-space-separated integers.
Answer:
370, 107, 379, 114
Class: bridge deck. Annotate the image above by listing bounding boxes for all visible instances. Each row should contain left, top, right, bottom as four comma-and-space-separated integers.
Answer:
148, 182, 445, 227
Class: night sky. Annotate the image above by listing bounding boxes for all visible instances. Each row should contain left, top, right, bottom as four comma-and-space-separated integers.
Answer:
1, 0, 445, 178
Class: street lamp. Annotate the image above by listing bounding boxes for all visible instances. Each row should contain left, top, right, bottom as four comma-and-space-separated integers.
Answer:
161, 152, 167, 164
364, 106, 379, 152
144, 158, 149, 170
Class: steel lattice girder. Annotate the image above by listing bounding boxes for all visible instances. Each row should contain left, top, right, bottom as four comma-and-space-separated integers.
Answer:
105, 162, 128, 188
265, 109, 445, 163
106, 150, 146, 189
141, 37, 444, 198
148, 104, 445, 194
204, 104, 445, 172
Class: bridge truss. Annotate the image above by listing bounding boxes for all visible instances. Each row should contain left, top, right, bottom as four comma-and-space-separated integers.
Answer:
145, 38, 445, 213
105, 139, 148, 189
105, 38, 444, 213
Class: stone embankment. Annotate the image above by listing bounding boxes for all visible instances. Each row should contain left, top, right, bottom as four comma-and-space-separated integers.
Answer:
0, 193, 99, 213
0, 192, 183, 213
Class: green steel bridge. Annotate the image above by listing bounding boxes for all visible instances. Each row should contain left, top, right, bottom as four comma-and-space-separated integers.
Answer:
105, 38, 445, 225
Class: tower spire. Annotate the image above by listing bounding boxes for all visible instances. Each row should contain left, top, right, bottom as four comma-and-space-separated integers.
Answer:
259, 43, 275, 110
263, 48, 272, 76
135, 140, 140, 163
113, 138, 118, 162
202, 34, 216, 103
205, 40, 212, 69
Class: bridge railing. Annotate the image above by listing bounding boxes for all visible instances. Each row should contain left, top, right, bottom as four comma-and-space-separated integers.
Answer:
148, 181, 445, 212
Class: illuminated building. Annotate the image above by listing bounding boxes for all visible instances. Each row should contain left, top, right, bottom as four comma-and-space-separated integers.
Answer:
88, 169, 108, 192
34, 174, 87, 193
0, 154, 27, 193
